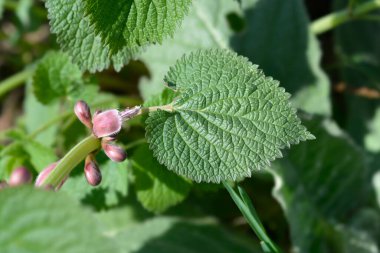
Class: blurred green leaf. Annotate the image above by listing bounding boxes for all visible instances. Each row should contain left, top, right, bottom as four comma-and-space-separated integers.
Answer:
132, 144, 192, 213
0, 187, 119, 253
32, 51, 82, 104
334, 0, 380, 146
0, 0, 4, 19
271, 117, 377, 252
374, 171, 380, 208
232, 0, 330, 115
139, 0, 240, 99
24, 140, 57, 172
113, 217, 261, 253
23, 83, 60, 147
16, 0, 33, 26
61, 157, 129, 209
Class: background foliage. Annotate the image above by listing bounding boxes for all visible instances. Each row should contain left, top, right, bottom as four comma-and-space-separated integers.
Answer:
0, 0, 380, 252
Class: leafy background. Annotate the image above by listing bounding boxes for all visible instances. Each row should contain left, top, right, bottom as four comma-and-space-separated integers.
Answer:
0, 0, 380, 253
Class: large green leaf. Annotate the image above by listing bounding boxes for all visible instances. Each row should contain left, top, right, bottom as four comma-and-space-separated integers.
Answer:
32, 51, 82, 105
113, 217, 260, 253
132, 144, 191, 213
83, 0, 191, 53
0, 187, 118, 253
146, 49, 313, 183
271, 117, 377, 252
232, 0, 331, 115
45, 0, 137, 72
139, 0, 240, 99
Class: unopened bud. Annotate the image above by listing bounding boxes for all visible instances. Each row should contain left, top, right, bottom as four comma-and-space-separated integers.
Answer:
92, 109, 122, 138
84, 154, 102, 186
35, 162, 67, 189
0, 180, 8, 189
102, 142, 127, 162
9, 167, 32, 186
120, 106, 141, 119
74, 100, 92, 129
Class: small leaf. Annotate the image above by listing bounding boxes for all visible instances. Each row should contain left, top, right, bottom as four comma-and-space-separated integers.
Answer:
146, 49, 313, 183
132, 144, 191, 213
0, 187, 118, 253
83, 0, 192, 53
0, 0, 4, 19
32, 51, 82, 104
24, 140, 57, 172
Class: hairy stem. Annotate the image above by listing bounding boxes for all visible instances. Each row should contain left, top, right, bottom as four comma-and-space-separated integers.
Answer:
311, 0, 380, 35
223, 182, 281, 253
0, 69, 34, 98
40, 135, 101, 188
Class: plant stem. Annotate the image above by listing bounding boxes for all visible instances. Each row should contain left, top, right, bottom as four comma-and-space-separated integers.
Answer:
223, 182, 281, 253
40, 135, 100, 189
0, 69, 34, 98
311, 0, 380, 35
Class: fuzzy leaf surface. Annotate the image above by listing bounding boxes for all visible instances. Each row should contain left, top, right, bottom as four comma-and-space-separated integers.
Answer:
32, 51, 82, 104
45, 0, 137, 72
83, 0, 191, 53
146, 49, 314, 182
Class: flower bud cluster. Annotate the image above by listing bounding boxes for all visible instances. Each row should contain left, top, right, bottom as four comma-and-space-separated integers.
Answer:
33, 101, 140, 189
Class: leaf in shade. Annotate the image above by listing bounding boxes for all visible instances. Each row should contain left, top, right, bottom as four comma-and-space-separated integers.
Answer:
271, 117, 377, 252
132, 144, 191, 213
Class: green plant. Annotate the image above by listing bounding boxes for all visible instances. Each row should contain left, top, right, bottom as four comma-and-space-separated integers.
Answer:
1, 0, 380, 253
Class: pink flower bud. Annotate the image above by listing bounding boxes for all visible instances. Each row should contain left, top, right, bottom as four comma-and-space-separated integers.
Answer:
102, 142, 127, 162
9, 167, 32, 186
92, 109, 122, 138
74, 100, 92, 129
0, 180, 8, 189
35, 162, 67, 189
84, 155, 102, 186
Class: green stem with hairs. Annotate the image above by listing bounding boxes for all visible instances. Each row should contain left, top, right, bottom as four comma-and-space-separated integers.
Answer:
40, 135, 101, 188
0, 69, 34, 98
311, 0, 380, 35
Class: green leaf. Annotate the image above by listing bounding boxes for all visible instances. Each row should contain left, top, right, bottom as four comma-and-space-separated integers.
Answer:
23, 83, 60, 147
146, 49, 314, 183
271, 117, 375, 252
0, 0, 4, 19
83, 0, 191, 53
132, 144, 191, 213
24, 140, 57, 172
61, 157, 129, 209
139, 0, 240, 99
45, 0, 137, 72
232, 0, 331, 115
0, 187, 118, 253
374, 171, 380, 208
113, 217, 260, 253
32, 51, 82, 104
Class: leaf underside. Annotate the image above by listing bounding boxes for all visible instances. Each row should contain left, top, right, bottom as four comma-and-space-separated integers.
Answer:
146, 49, 314, 183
